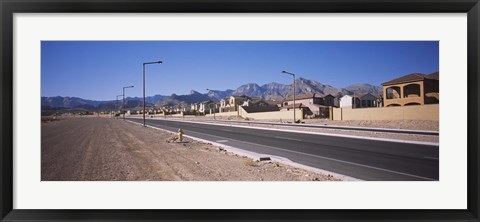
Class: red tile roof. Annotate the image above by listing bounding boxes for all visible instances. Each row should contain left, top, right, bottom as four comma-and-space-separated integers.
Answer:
284, 93, 333, 101
426, 71, 439, 80
382, 71, 439, 86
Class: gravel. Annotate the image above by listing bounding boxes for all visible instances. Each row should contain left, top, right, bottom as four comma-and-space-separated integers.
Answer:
41, 117, 339, 181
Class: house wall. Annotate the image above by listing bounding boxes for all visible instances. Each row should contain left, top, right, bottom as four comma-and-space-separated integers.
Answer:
206, 111, 238, 117
383, 80, 426, 106
323, 95, 335, 106
286, 98, 312, 106
238, 106, 304, 120
332, 104, 439, 121
358, 94, 378, 108
334, 97, 340, 107
424, 79, 440, 104
339, 95, 353, 108
207, 107, 303, 120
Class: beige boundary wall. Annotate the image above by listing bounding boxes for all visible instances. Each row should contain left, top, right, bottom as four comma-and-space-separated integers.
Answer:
206, 111, 238, 117
207, 107, 304, 120
238, 106, 303, 120
332, 104, 439, 121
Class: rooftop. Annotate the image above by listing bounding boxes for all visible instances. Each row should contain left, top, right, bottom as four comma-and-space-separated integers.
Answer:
382, 71, 439, 86
241, 106, 280, 113
284, 93, 334, 101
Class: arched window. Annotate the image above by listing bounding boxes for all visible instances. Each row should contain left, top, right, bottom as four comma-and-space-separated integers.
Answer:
403, 84, 421, 98
386, 86, 401, 99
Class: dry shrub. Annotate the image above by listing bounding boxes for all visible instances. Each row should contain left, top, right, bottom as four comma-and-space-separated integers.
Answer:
243, 159, 256, 167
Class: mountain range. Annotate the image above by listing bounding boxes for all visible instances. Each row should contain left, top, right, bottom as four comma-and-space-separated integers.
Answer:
42, 78, 382, 110
41, 96, 158, 110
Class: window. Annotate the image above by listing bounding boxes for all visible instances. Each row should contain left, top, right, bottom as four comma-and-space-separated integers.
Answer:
386, 86, 401, 99
403, 84, 421, 98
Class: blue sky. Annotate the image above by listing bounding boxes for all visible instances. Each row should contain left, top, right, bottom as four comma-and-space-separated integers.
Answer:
41, 41, 439, 101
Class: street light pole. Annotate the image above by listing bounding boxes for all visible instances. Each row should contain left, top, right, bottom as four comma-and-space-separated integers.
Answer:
353, 92, 356, 109
206, 89, 216, 120
282, 71, 296, 123
143, 60, 163, 127
123, 86, 134, 121
181, 103, 185, 119
116, 94, 122, 119
209, 103, 216, 120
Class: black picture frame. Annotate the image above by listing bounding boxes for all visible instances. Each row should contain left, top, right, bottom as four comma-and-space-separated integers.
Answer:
1, 0, 479, 221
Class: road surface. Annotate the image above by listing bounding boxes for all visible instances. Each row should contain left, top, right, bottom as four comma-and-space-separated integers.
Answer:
127, 118, 439, 181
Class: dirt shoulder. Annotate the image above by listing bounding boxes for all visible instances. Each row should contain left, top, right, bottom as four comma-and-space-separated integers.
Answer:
41, 118, 339, 181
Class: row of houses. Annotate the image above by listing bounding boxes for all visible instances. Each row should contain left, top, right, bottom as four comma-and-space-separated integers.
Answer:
159, 92, 377, 119
126, 71, 439, 120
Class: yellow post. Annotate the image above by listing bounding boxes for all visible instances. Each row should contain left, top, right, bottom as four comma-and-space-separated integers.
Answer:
178, 128, 184, 142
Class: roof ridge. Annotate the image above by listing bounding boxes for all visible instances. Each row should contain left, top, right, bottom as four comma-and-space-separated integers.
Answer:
382, 72, 431, 86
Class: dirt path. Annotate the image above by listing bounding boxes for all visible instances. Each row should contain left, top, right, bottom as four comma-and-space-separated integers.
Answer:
41, 118, 338, 181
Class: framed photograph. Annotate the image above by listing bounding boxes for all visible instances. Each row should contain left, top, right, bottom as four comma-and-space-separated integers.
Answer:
1, 0, 479, 221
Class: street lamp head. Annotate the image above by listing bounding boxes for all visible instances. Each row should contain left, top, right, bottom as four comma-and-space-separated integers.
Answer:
281, 70, 295, 76
143, 61, 163, 65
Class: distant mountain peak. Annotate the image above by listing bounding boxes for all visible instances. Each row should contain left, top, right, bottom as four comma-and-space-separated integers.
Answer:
297, 77, 307, 81
189, 90, 201, 95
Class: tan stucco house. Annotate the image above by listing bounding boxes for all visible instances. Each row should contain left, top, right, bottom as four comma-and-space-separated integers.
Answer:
282, 93, 337, 118
382, 71, 439, 107
219, 95, 250, 113
340, 93, 383, 108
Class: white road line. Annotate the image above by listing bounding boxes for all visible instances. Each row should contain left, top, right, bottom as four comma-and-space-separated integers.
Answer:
274, 136, 302, 142
216, 140, 229, 143
152, 118, 439, 146
188, 129, 437, 181
423, 156, 439, 160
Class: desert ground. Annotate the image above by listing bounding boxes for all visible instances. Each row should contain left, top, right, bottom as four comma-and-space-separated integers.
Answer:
41, 117, 339, 181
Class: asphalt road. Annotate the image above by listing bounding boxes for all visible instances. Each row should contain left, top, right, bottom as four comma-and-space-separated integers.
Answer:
127, 118, 439, 181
